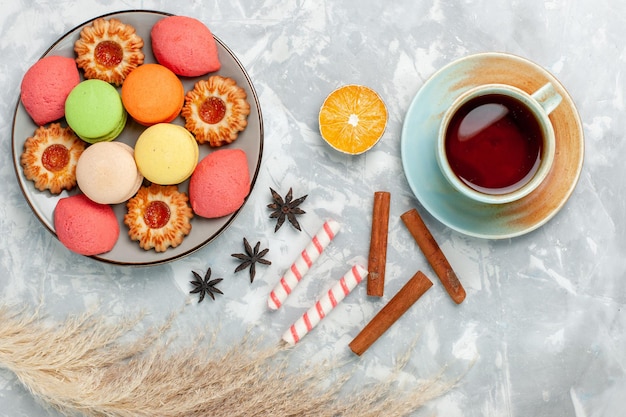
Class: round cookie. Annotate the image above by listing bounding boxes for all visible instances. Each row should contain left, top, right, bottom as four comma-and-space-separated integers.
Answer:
182, 76, 250, 147
20, 55, 80, 126
151, 15, 221, 77
54, 193, 119, 256
134, 123, 199, 185
20, 123, 85, 194
121, 63, 184, 126
124, 184, 193, 252
65, 79, 127, 143
188, 148, 250, 218
76, 141, 143, 205
74, 17, 145, 86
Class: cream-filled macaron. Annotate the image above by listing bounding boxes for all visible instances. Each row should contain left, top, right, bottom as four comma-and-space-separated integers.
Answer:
76, 141, 143, 204
133, 123, 199, 185
65, 79, 127, 143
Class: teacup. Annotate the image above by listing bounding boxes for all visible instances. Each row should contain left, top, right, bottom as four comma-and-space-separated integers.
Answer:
436, 82, 561, 204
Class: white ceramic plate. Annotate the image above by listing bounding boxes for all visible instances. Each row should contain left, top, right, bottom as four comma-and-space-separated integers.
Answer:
11, 10, 263, 265
401, 52, 584, 239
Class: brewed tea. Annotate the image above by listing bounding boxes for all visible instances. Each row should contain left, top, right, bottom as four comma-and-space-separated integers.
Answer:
444, 93, 544, 195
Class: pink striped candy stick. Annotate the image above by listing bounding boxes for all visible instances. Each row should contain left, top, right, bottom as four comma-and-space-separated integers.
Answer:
282, 264, 368, 345
267, 219, 341, 310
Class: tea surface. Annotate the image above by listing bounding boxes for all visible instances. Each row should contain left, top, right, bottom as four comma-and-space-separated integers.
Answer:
445, 94, 543, 194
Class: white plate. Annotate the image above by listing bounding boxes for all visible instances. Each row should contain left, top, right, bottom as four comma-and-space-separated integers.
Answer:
11, 10, 263, 265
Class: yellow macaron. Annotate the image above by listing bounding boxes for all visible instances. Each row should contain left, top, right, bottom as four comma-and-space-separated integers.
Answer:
134, 123, 199, 185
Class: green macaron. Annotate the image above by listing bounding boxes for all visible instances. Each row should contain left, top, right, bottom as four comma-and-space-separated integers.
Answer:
65, 79, 126, 143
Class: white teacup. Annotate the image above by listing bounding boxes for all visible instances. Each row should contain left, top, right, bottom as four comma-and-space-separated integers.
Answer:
436, 82, 561, 204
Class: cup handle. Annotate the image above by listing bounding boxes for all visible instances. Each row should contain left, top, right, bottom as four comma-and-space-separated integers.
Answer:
531, 82, 563, 115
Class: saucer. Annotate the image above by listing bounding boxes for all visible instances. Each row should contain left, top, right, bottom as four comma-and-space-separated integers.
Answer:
400, 52, 584, 239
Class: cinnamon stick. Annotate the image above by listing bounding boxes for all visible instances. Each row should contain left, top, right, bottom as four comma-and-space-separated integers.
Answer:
349, 270, 433, 356
400, 208, 466, 304
367, 191, 391, 297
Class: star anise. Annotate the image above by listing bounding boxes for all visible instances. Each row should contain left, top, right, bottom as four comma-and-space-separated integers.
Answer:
267, 187, 307, 232
231, 237, 271, 283
189, 268, 223, 303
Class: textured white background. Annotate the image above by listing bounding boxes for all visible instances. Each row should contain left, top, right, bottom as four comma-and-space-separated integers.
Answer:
0, 0, 624, 416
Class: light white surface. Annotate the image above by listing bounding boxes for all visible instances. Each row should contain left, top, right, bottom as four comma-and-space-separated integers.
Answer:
0, 1, 624, 416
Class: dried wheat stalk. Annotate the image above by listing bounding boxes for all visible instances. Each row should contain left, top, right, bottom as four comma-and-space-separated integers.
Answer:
0, 304, 457, 417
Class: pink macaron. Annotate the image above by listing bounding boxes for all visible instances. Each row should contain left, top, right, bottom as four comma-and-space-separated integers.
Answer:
20, 55, 81, 126
54, 193, 119, 256
189, 148, 250, 218
151, 15, 220, 77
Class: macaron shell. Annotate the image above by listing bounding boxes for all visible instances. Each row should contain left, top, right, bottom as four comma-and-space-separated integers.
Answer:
76, 141, 143, 204
189, 148, 250, 218
121, 63, 184, 126
54, 193, 119, 256
151, 16, 221, 77
65, 79, 126, 142
81, 110, 127, 144
109, 141, 144, 202
20, 55, 80, 126
119, 165, 145, 202
134, 123, 199, 185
